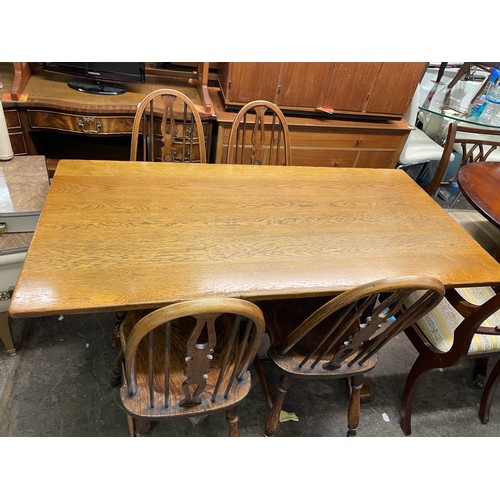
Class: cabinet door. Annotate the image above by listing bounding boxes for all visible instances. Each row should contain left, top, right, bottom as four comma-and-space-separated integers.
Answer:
277, 63, 333, 108
322, 63, 382, 112
365, 62, 427, 116
221, 62, 282, 104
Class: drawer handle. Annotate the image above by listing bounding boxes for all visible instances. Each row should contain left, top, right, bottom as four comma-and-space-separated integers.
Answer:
0, 222, 6, 234
78, 116, 103, 134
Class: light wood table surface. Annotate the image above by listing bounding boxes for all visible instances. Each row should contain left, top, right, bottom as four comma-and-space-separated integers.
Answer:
9, 160, 500, 318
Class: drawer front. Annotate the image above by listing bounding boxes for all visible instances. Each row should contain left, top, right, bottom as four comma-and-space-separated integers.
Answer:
216, 122, 406, 168
357, 150, 400, 169
4, 109, 21, 128
0, 213, 40, 233
292, 149, 359, 168
28, 110, 134, 135
290, 128, 404, 150
4, 110, 28, 155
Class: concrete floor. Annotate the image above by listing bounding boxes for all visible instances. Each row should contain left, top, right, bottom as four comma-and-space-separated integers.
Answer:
1, 310, 499, 438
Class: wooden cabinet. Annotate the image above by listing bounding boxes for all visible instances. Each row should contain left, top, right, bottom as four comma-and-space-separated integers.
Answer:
0, 63, 215, 174
211, 88, 412, 169
218, 62, 427, 119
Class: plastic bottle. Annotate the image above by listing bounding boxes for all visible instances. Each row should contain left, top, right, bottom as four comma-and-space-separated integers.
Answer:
479, 68, 500, 124
469, 68, 500, 120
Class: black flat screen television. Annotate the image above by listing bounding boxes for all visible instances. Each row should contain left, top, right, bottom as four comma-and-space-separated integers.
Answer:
43, 62, 145, 95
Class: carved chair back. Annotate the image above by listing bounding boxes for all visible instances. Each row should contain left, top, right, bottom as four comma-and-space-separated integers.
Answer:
425, 121, 500, 196
130, 89, 207, 163
226, 100, 292, 165
261, 276, 445, 436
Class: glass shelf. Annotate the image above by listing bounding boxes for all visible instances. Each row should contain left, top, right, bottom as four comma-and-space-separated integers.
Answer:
419, 80, 500, 130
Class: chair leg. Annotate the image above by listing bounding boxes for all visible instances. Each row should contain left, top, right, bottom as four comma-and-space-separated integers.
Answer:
133, 418, 152, 437
400, 355, 435, 436
253, 356, 273, 409
264, 373, 291, 437
0, 311, 16, 356
479, 358, 500, 424
347, 375, 363, 437
225, 406, 239, 437
473, 357, 489, 389
110, 349, 124, 388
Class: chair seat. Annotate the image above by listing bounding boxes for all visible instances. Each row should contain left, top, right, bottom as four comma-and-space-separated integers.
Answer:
399, 128, 449, 165
447, 209, 500, 257
406, 287, 500, 354
268, 348, 378, 378
118, 304, 260, 424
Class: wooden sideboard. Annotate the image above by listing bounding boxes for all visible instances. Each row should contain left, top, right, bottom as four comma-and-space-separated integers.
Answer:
2, 62, 420, 171
1, 63, 215, 175
210, 88, 412, 168
217, 62, 427, 120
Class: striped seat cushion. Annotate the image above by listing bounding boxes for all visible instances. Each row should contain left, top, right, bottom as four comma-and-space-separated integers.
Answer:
405, 286, 500, 354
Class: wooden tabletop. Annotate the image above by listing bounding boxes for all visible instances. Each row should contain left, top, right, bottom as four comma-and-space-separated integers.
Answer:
9, 160, 500, 318
458, 161, 500, 228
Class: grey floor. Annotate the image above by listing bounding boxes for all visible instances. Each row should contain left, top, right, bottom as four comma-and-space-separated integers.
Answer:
1, 311, 499, 438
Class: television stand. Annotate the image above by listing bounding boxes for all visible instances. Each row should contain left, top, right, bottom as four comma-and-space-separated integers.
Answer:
67, 80, 126, 95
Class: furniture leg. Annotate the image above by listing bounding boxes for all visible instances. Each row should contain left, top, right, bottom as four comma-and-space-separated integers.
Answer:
347, 375, 363, 437
479, 358, 500, 424
110, 349, 124, 388
253, 356, 273, 409
112, 311, 126, 347
134, 418, 152, 437
264, 373, 290, 436
400, 355, 434, 436
0, 311, 16, 356
473, 357, 489, 389
225, 406, 240, 437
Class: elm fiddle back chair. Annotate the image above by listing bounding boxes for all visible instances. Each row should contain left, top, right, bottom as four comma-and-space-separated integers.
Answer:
130, 88, 207, 163
226, 100, 292, 166
117, 297, 265, 437
259, 276, 445, 437
400, 288, 500, 435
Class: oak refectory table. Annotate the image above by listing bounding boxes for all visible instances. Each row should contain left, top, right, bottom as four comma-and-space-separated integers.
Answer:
9, 160, 500, 319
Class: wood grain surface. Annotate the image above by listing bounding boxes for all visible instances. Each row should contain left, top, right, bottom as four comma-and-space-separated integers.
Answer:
9, 160, 500, 317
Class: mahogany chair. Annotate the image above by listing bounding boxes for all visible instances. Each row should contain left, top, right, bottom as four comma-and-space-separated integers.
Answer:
401, 288, 500, 435
226, 100, 292, 165
425, 121, 500, 201
117, 297, 265, 437
259, 276, 445, 437
130, 88, 207, 163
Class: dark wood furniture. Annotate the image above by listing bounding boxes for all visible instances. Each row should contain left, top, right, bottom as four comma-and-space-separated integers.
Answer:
218, 62, 427, 120
0, 63, 214, 176
401, 287, 500, 435
458, 161, 500, 228
211, 88, 414, 169
9, 160, 500, 320
117, 297, 265, 436
130, 88, 207, 163
425, 122, 500, 198
259, 276, 445, 437
0, 155, 49, 355
226, 100, 292, 165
